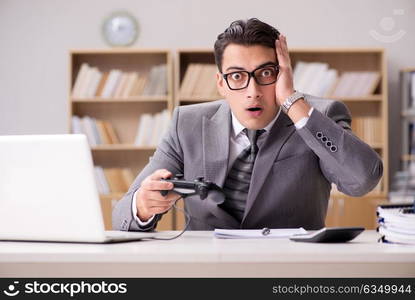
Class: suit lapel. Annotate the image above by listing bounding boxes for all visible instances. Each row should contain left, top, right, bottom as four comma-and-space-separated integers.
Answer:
243, 112, 295, 222
202, 101, 231, 186
202, 101, 239, 228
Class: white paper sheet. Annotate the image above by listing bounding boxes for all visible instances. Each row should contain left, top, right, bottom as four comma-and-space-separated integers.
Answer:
214, 228, 308, 239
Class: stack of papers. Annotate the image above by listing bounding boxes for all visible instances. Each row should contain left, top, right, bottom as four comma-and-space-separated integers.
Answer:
214, 228, 307, 239
377, 204, 415, 245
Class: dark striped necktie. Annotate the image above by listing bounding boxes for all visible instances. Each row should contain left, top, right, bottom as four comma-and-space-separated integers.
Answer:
222, 128, 265, 222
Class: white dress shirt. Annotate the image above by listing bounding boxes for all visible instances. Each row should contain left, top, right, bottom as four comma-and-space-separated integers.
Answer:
132, 107, 314, 225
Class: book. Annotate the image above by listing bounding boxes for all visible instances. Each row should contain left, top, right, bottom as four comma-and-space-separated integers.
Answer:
81, 116, 98, 146
141, 113, 154, 145
95, 120, 111, 144
77, 66, 95, 98
85, 68, 102, 98
150, 111, 162, 146
158, 109, 171, 145
102, 121, 120, 144
72, 63, 89, 98
101, 69, 122, 98
94, 166, 110, 195
132, 73, 148, 96
95, 71, 109, 97
302, 62, 329, 96
122, 72, 139, 98
142, 65, 165, 96
112, 72, 129, 98
71, 116, 83, 134
134, 110, 170, 146
189, 64, 204, 97
317, 69, 338, 97
90, 117, 102, 145
154, 65, 167, 96
180, 64, 195, 97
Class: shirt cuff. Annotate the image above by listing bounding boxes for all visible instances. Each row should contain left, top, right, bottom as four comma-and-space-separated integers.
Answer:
132, 189, 155, 226
294, 107, 314, 129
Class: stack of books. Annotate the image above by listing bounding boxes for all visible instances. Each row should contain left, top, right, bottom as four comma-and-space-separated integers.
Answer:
293, 61, 380, 98
331, 71, 380, 98
179, 63, 221, 99
72, 63, 167, 98
376, 203, 415, 245
71, 116, 120, 146
293, 61, 338, 97
134, 109, 170, 147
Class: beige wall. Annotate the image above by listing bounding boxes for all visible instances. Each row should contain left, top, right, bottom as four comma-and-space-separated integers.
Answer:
1, 0, 414, 184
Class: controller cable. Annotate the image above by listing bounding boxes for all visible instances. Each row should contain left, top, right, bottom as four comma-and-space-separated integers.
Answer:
148, 195, 191, 240
149, 194, 219, 241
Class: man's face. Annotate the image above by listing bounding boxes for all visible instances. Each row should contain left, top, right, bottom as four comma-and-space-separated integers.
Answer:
217, 43, 279, 130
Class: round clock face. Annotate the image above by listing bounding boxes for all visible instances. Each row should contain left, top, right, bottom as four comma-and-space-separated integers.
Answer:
102, 12, 138, 47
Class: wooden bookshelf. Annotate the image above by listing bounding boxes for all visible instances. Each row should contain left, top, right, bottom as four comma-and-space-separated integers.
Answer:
288, 48, 388, 229
69, 48, 389, 231
400, 68, 415, 169
68, 49, 174, 230
176, 48, 389, 229
175, 49, 221, 106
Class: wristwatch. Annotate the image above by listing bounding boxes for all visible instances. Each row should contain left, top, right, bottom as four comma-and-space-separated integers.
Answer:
281, 91, 305, 114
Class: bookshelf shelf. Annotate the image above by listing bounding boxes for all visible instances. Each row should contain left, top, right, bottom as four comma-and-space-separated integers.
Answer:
175, 49, 220, 106
337, 95, 382, 102
72, 96, 169, 103
91, 145, 157, 151
179, 96, 222, 102
290, 48, 388, 230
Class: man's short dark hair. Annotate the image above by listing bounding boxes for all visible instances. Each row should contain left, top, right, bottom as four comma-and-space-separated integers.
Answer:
214, 18, 280, 72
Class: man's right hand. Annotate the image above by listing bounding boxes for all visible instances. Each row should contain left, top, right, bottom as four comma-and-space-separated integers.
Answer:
135, 169, 179, 222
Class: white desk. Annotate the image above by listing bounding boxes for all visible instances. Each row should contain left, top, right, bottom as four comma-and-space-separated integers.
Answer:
1, 231, 414, 277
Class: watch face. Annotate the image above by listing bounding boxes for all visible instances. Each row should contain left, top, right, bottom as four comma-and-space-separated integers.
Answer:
102, 12, 138, 47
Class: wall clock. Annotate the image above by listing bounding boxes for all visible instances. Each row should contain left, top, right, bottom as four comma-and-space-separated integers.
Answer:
102, 12, 139, 47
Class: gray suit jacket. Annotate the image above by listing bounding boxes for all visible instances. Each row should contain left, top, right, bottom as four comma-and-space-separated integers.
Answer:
112, 95, 383, 231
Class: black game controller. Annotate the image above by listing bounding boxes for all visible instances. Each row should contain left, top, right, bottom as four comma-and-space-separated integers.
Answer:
160, 174, 223, 200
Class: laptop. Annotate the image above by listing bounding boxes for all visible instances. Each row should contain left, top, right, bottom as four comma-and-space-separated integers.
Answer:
0, 134, 157, 243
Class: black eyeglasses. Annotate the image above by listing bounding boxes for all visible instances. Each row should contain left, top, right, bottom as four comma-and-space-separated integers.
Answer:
222, 63, 279, 90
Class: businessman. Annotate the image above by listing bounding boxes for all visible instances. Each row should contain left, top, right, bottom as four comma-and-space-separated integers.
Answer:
112, 18, 383, 231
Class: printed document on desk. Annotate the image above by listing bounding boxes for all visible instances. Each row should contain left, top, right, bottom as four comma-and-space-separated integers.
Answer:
214, 228, 307, 239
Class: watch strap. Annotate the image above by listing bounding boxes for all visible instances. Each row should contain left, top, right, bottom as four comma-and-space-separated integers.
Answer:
281, 91, 304, 114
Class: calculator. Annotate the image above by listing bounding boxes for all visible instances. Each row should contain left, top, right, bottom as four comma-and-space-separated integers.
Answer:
289, 227, 364, 243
